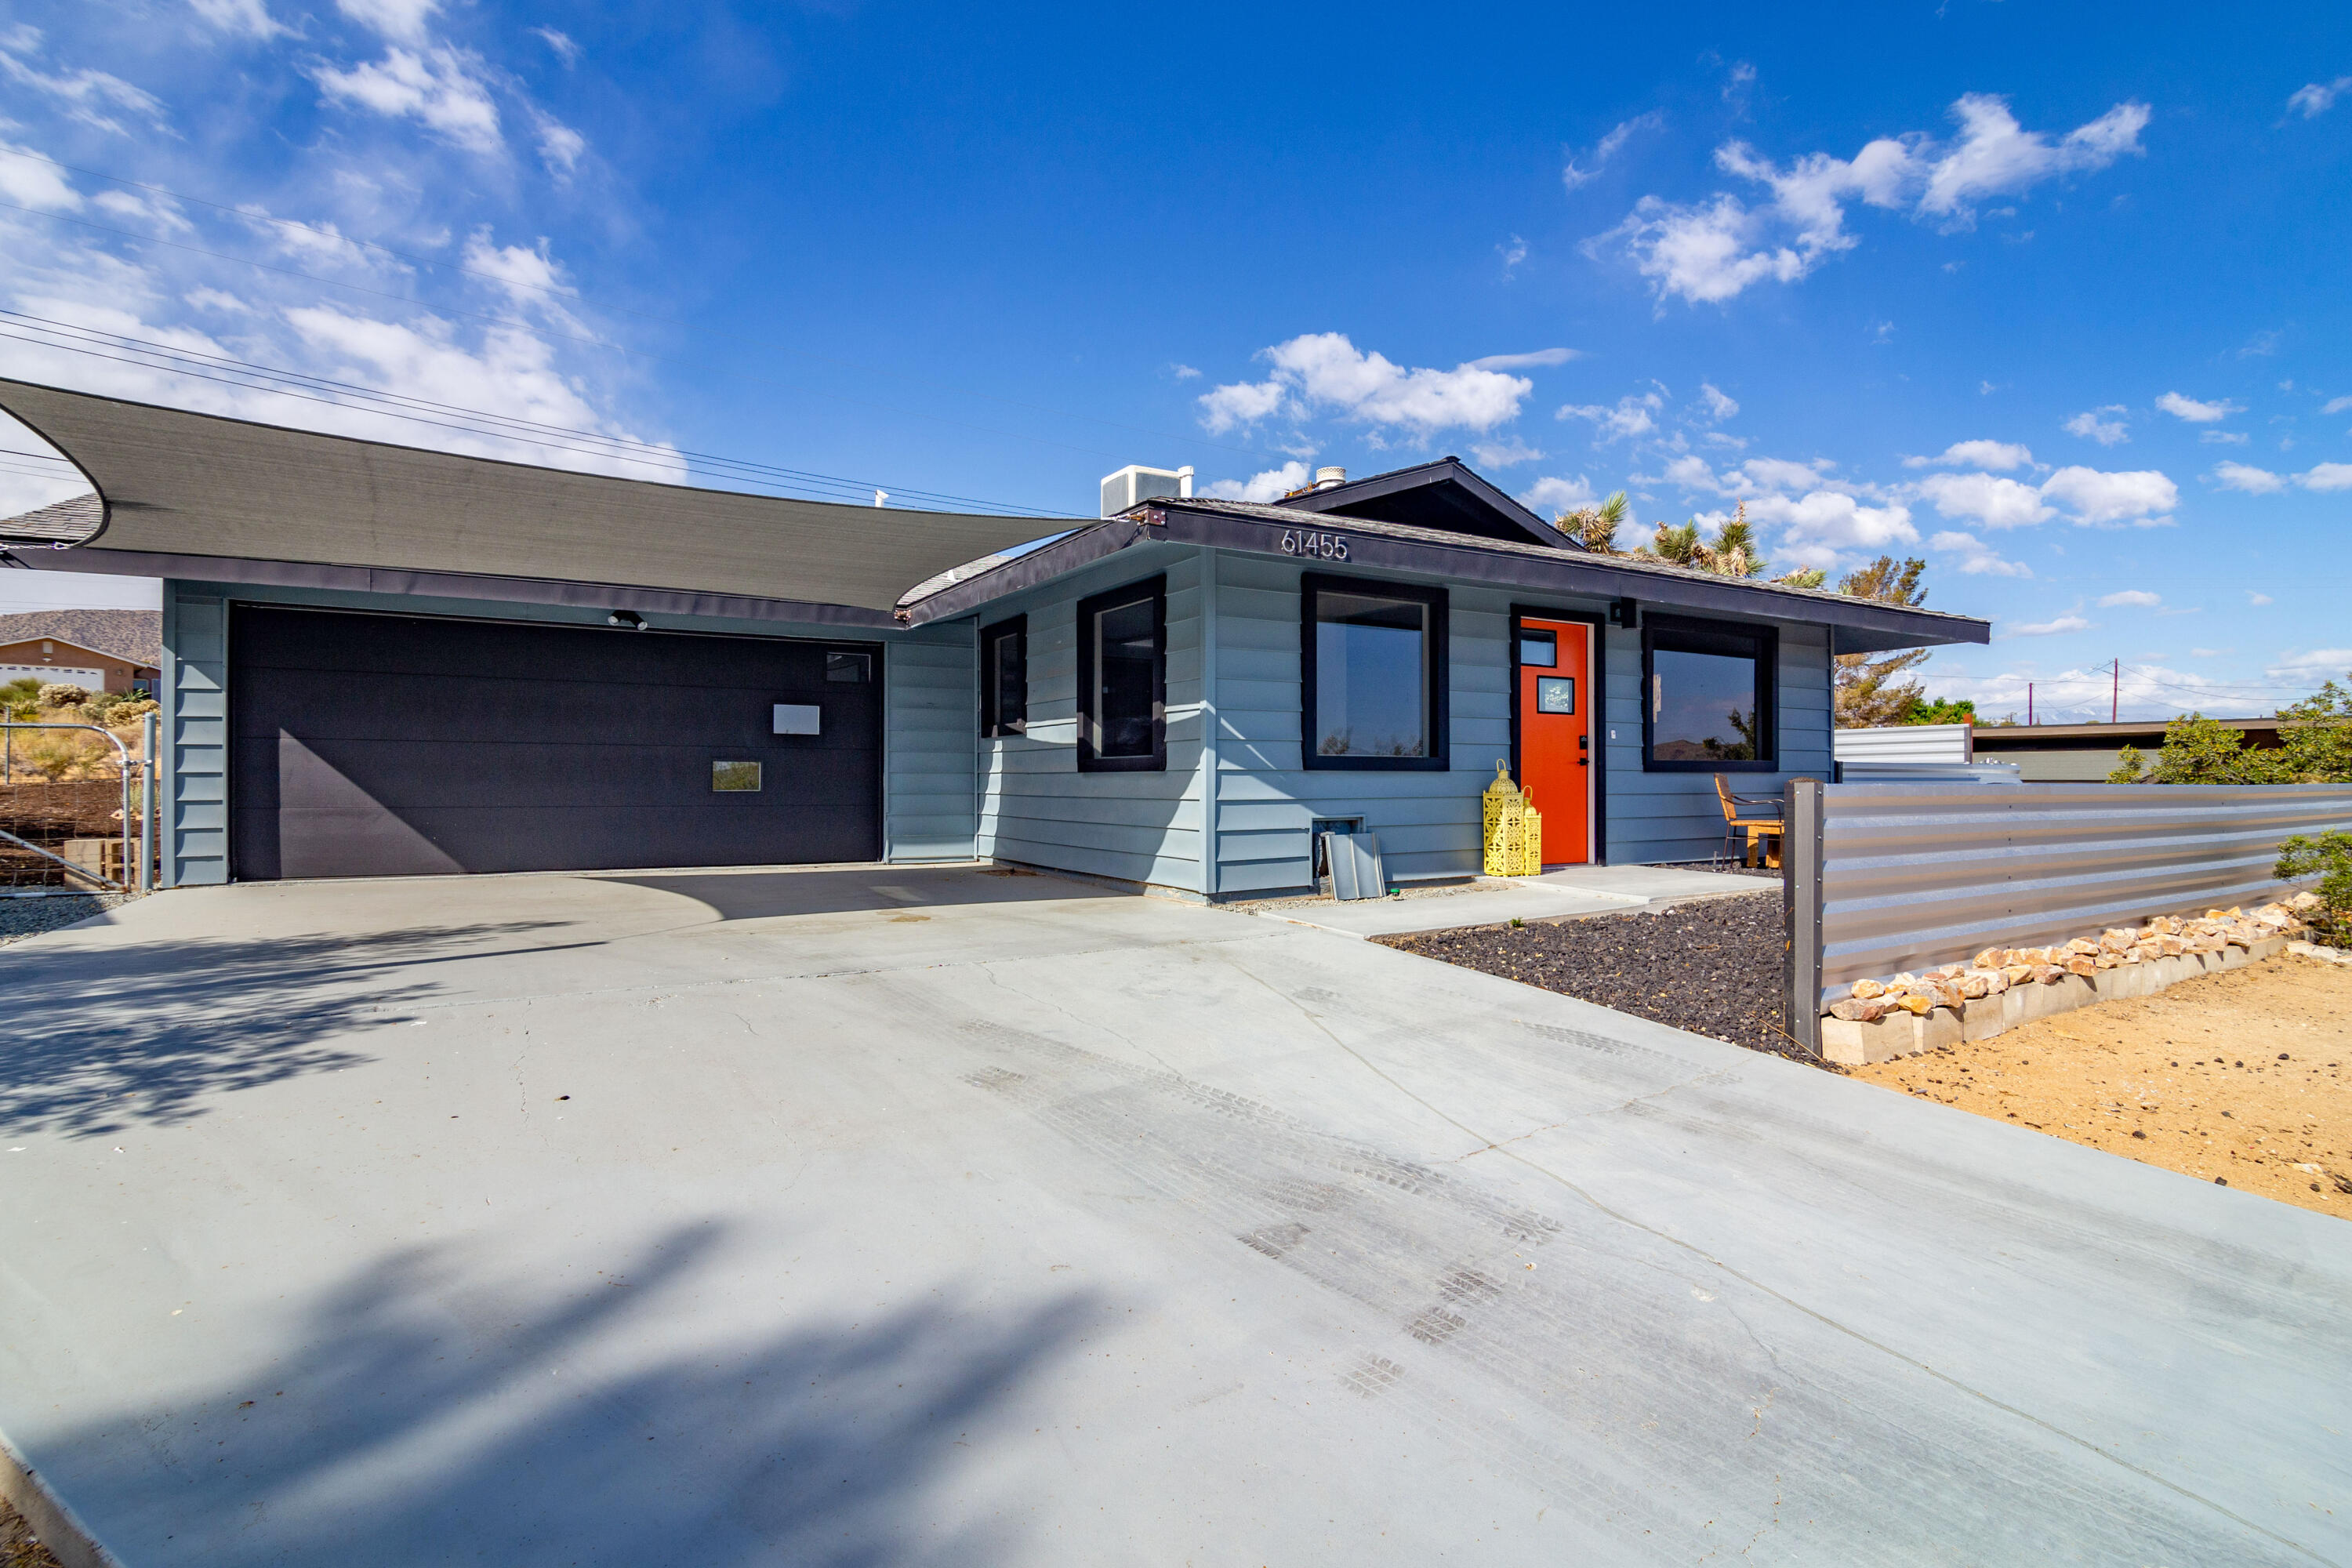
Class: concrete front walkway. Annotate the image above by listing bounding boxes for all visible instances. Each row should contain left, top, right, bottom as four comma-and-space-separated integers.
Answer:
1250, 861, 1774, 938
1, 865, 2347, 1566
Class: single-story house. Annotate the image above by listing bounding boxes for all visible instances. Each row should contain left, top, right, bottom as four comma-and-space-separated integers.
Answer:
0, 379, 1987, 893
0, 601, 162, 695
1971, 717, 2289, 782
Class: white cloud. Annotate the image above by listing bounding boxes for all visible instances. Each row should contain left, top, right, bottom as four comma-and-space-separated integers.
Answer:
1469, 437, 1544, 468
1561, 111, 1662, 192
2212, 460, 2285, 493
1699, 382, 1738, 420
183, 286, 255, 314
0, 28, 170, 137
1467, 347, 1575, 371
1601, 94, 2148, 305
531, 111, 586, 176
457, 228, 575, 309
312, 46, 503, 154
2269, 648, 2352, 680
1742, 489, 1917, 553
1196, 332, 1534, 437
2098, 590, 2161, 608
2005, 612, 2092, 637
2063, 406, 2129, 445
1202, 461, 1309, 503
2299, 462, 2352, 492
2199, 430, 2249, 445
2321, 394, 2352, 416
2154, 390, 2240, 423
1520, 475, 1596, 515
1928, 530, 2031, 576
1903, 438, 2032, 470
533, 27, 583, 67
1917, 470, 2053, 528
2288, 78, 2352, 118
188, 0, 285, 39
2038, 465, 2176, 525
1558, 390, 1662, 440
1495, 235, 1527, 277
337, 0, 441, 45
0, 143, 83, 212
2248, 591, 2274, 606
1167, 363, 1200, 380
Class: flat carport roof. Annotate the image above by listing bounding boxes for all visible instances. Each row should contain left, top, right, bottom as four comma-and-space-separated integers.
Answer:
0, 866, 2340, 1565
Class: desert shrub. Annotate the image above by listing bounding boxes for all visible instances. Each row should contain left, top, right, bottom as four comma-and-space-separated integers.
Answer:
12, 728, 117, 782
2, 676, 39, 704
36, 682, 93, 710
2278, 830, 2352, 944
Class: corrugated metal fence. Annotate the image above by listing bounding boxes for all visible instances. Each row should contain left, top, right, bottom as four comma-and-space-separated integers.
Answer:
1831, 723, 1973, 764
1784, 779, 2352, 1052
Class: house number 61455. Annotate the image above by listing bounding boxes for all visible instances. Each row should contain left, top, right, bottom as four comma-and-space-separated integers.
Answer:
1280, 530, 1349, 560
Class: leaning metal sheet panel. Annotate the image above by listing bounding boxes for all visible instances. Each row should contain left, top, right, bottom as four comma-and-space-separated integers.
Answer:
1815, 782, 2352, 1005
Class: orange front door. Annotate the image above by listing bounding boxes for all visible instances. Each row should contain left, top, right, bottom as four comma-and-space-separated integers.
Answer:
1516, 617, 1592, 866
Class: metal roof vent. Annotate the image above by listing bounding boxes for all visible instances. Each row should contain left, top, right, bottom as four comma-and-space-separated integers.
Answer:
1100, 464, 1194, 517
1312, 466, 1347, 490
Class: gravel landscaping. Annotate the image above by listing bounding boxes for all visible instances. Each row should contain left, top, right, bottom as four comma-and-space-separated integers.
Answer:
0, 893, 126, 947
1379, 889, 1805, 1062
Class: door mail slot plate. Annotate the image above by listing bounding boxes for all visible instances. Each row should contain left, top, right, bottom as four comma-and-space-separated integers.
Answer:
772, 703, 822, 735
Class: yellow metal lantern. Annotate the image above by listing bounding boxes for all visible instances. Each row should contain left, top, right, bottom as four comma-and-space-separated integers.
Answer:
1483, 761, 1543, 877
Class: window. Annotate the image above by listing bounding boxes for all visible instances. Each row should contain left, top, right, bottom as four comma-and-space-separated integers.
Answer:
980, 616, 1027, 738
1076, 577, 1166, 771
712, 760, 762, 792
1640, 616, 1777, 771
825, 651, 871, 683
1300, 574, 1447, 771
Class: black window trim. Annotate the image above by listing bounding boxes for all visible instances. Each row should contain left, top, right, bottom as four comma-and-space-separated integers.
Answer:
1075, 575, 1167, 772
1300, 572, 1450, 773
1639, 612, 1778, 773
979, 614, 1027, 739
1508, 604, 1608, 864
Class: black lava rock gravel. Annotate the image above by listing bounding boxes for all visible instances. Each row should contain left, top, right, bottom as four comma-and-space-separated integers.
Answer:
1380, 891, 1814, 1063
0, 893, 123, 948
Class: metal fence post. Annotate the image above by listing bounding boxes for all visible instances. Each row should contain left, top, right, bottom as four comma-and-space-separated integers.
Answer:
1783, 778, 1825, 1057
141, 709, 159, 892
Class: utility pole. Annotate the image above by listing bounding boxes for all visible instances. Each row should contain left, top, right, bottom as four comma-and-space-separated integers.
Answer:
2027, 681, 2034, 725
2111, 659, 2120, 724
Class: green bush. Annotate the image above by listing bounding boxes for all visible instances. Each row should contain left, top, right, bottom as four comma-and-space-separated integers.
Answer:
2277, 829, 2352, 944
2111, 677, 2352, 785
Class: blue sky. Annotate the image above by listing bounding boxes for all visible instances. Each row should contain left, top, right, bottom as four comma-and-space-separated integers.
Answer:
0, 0, 2345, 720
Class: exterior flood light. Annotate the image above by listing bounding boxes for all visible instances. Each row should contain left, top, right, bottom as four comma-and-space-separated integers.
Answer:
608, 610, 648, 630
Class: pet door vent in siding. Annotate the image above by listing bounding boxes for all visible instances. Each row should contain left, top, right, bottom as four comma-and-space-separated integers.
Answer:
1321, 829, 1387, 902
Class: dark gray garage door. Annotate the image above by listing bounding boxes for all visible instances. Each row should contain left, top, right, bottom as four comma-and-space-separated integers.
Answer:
230, 606, 883, 879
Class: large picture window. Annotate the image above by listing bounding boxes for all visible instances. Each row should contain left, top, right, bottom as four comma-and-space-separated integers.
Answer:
1301, 574, 1447, 771
1076, 576, 1166, 771
980, 615, 1026, 738
1641, 615, 1777, 771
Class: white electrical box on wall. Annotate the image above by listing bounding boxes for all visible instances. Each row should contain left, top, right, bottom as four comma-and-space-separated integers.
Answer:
772, 704, 821, 735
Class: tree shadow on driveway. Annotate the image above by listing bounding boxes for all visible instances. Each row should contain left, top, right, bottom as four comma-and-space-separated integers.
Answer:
0, 920, 572, 1139
31, 1223, 1096, 1566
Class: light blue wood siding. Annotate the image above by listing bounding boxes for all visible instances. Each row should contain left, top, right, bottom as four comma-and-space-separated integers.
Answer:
1206, 554, 1623, 895
158, 579, 978, 882
162, 583, 229, 886
974, 544, 1207, 892
1601, 619, 1834, 864
884, 627, 978, 861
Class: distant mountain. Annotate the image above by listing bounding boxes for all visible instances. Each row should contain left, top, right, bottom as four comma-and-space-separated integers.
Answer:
0, 609, 163, 668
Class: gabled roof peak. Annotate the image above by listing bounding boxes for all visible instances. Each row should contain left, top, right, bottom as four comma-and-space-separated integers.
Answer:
1272, 456, 1573, 550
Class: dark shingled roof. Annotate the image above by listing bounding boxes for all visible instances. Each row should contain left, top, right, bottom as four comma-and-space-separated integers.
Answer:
0, 608, 162, 668
0, 492, 103, 546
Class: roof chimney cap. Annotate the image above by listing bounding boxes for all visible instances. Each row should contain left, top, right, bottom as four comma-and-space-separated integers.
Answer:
1312, 466, 1347, 491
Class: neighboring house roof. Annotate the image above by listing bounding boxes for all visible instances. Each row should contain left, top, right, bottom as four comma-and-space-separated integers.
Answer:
1273, 457, 1575, 550
902, 495, 1991, 652
0, 492, 103, 546
0, 609, 164, 668
1973, 718, 2290, 750
0, 379, 1075, 624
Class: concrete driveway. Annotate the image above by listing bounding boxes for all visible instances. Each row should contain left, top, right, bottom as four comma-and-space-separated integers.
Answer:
2, 865, 2347, 1566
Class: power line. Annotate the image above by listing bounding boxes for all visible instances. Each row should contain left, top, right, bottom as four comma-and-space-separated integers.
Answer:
0, 147, 1277, 463
0, 310, 1088, 517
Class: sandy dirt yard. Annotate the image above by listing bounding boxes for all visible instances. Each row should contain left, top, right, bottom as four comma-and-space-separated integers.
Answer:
1853, 953, 2352, 1219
